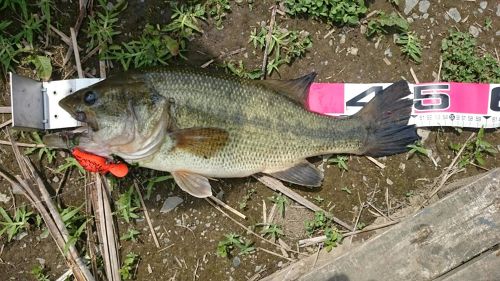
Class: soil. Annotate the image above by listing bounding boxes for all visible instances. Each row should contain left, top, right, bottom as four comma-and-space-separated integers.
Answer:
1, 0, 499, 280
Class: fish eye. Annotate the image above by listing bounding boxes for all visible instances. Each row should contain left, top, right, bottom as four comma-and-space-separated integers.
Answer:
84, 91, 97, 105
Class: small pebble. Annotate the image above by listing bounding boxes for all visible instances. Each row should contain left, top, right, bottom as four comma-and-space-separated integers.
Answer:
160, 196, 183, 213
339, 34, 346, 44
479, 1, 487, 10
419, 0, 430, 13
384, 48, 393, 57
447, 8, 461, 23
232, 256, 241, 267
386, 178, 394, 185
469, 25, 480, 37
404, 0, 419, 15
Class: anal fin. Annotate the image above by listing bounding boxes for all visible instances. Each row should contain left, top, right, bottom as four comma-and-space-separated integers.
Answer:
172, 171, 213, 198
266, 161, 323, 187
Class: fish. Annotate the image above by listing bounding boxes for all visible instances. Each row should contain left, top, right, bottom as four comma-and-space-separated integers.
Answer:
55, 67, 418, 198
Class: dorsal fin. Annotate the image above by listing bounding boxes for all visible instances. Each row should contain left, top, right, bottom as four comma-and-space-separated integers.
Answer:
258, 72, 317, 106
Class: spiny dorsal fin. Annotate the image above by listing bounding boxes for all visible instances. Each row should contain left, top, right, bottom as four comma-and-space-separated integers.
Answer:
258, 72, 317, 106
170, 127, 229, 159
172, 171, 212, 198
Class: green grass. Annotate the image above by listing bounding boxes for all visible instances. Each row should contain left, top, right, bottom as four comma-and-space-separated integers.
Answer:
396, 31, 422, 63
284, 0, 367, 25
249, 25, 312, 75
115, 185, 141, 223
441, 31, 500, 82
25, 132, 56, 164
31, 264, 50, 281
366, 12, 408, 37
328, 155, 349, 171
120, 228, 140, 242
206, 0, 231, 29
217, 233, 255, 257
269, 193, 288, 218
260, 223, 283, 241
0, 206, 33, 242
304, 211, 342, 251
120, 252, 139, 280
238, 188, 256, 210
449, 128, 497, 168
86, 0, 127, 56
59, 204, 88, 253
407, 141, 429, 158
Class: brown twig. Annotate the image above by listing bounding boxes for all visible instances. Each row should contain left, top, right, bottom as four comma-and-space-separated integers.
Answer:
365, 156, 385, 169
208, 196, 246, 220
70, 28, 84, 79
258, 247, 295, 262
134, 181, 161, 248
410, 67, 419, 84
0, 140, 44, 147
0, 119, 12, 129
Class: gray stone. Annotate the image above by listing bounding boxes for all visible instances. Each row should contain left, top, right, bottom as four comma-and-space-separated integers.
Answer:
447, 8, 461, 23
160, 196, 183, 213
232, 256, 241, 267
422, 13, 429, 19
384, 48, 393, 57
404, 0, 420, 15
469, 25, 480, 37
479, 1, 487, 10
419, 0, 430, 13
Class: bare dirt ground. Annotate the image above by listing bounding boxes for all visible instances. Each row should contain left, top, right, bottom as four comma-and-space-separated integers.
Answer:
0, 0, 499, 280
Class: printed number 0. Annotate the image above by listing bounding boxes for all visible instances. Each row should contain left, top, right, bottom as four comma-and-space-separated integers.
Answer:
413, 85, 450, 111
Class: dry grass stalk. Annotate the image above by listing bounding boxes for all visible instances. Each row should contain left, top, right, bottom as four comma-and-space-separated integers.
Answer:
91, 174, 121, 281
208, 196, 246, 220
365, 156, 386, 169
133, 181, 161, 248
70, 27, 84, 79
0, 119, 12, 129
0, 130, 94, 281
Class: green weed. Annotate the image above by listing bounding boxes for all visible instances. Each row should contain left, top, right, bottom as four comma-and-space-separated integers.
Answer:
31, 264, 50, 281
120, 228, 140, 242
260, 223, 283, 241
56, 156, 85, 175
305, 211, 328, 235
24, 55, 52, 80
206, 0, 231, 29
269, 193, 288, 218
223, 60, 263, 79
86, 0, 127, 56
484, 17, 492, 30
120, 252, 139, 280
217, 233, 255, 257
407, 141, 429, 158
250, 25, 312, 75
341, 186, 352, 194
0, 206, 33, 241
366, 12, 408, 37
116, 185, 141, 223
328, 155, 349, 171
284, 0, 367, 25
324, 227, 342, 252
59, 204, 88, 253
396, 32, 422, 63
441, 31, 500, 82
449, 128, 497, 168
25, 132, 56, 164
166, 3, 206, 38
238, 188, 256, 210
314, 195, 324, 204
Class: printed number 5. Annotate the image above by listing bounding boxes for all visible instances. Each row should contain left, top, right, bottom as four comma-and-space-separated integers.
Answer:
413, 85, 450, 111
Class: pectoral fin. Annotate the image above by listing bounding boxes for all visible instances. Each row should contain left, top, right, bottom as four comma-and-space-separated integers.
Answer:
266, 161, 323, 187
171, 127, 229, 158
172, 171, 212, 198
258, 72, 317, 106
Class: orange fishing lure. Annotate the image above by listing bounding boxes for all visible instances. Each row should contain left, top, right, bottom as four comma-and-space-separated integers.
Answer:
71, 148, 128, 177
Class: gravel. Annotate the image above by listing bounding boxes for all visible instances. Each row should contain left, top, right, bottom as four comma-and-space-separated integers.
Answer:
447, 8, 461, 23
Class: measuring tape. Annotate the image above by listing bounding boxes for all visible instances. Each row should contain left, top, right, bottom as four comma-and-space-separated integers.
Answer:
9, 72, 500, 130
308, 82, 500, 128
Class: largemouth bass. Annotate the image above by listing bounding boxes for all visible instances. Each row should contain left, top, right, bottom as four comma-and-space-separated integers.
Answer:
56, 67, 418, 197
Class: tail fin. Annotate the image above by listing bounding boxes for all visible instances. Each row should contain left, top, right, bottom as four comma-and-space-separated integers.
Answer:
356, 80, 419, 157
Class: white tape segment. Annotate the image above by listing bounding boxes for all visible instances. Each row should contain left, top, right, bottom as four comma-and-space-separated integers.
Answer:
307, 82, 500, 128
